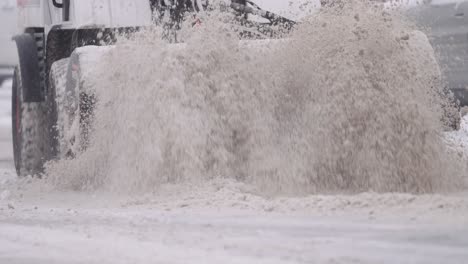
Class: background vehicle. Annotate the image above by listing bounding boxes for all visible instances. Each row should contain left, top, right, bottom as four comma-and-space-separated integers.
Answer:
0, 0, 17, 85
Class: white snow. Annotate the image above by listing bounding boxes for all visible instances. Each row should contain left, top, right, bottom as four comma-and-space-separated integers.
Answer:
0, 172, 467, 264
0, 107, 467, 263
446, 115, 468, 157
0, 99, 467, 263
0, 97, 466, 263
1, 204, 468, 264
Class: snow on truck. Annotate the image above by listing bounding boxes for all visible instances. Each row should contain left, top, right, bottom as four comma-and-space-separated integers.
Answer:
10, 0, 449, 177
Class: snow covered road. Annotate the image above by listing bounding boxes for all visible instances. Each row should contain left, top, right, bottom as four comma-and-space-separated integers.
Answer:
1, 205, 468, 264
1, 80, 468, 264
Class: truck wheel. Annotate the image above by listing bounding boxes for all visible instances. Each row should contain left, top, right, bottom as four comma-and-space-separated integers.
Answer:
12, 67, 49, 176
47, 58, 73, 159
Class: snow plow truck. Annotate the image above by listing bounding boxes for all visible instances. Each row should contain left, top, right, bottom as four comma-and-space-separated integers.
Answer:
12, 0, 446, 177
11, 0, 306, 176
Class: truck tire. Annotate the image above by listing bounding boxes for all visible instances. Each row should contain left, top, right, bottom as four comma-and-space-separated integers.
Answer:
47, 58, 72, 159
12, 67, 49, 176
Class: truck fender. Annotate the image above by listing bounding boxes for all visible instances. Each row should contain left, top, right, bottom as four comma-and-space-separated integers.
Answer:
13, 34, 43, 102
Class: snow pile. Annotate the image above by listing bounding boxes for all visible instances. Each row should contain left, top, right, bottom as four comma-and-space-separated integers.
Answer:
120, 178, 468, 221
46, 1, 466, 195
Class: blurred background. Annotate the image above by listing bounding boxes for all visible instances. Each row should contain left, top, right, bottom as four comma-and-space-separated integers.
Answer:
0, 0, 16, 166
0, 0, 16, 86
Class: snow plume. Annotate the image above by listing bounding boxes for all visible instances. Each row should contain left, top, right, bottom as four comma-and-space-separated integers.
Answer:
46, 1, 465, 195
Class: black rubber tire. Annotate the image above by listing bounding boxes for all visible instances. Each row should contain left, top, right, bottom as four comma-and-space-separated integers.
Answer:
12, 67, 50, 176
